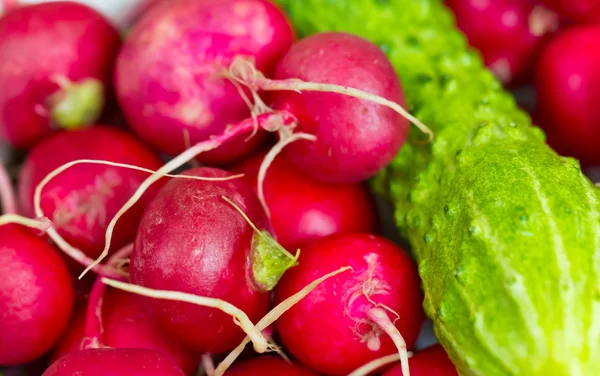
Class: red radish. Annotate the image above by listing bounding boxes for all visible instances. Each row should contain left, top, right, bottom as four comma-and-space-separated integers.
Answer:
225, 357, 317, 376
535, 26, 600, 165
43, 348, 185, 376
540, 0, 600, 24
232, 149, 379, 251
17, 126, 164, 263
0, 225, 74, 365
115, 0, 295, 165
0, 2, 121, 149
50, 289, 199, 375
273, 233, 425, 375
445, 0, 558, 85
129, 167, 295, 353
383, 345, 458, 376
263, 32, 411, 183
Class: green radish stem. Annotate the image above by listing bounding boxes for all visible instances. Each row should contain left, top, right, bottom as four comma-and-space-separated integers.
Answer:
227, 57, 434, 141
222, 195, 299, 291
48, 76, 105, 130
100, 278, 271, 354
82, 243, 134, 350
214, 266, 353, 375
348, 353, 413, 376
32, 159, 244, 279
366, 307, 411, 376
82, 111, 296, 279
0, 162, 18, 215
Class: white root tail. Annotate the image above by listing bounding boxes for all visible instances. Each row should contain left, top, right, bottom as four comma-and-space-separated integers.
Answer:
256, 132, 317, 219
366, 308, 411, 376
214, 266, 353, 375
100, 278, 270, 354
0, 214, 51, 232
347, 352, 414, 376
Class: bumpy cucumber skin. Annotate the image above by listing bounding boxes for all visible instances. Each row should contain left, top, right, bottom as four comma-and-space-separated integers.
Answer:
274, 0, 600, 375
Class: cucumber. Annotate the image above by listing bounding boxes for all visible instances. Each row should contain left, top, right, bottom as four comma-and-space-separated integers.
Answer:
273, 0, 600, 375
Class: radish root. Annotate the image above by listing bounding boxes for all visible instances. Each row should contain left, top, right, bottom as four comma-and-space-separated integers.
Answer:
348, 352, 414, 376
0, 214, 51, 232
366, 307, 410, 376
214, 266, 353, 375
256, 132, 317, 219
202, 354, 215, 376
0, 162, 18, 215
227, 57, 434, 141
100, 278, 271, 354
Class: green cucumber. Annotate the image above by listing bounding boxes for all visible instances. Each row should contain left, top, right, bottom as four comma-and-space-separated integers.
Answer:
274, 0, 600, 375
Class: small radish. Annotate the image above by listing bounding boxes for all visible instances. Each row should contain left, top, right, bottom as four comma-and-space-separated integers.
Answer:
0, 225, 74, 365
43, 348, 185, 376
232, 149, 379, 251
0, 2, 121, 148
273, 233, 425, 376
17, 126, 164, 264
262, 32, 414, 183
225, 356, 317, 376
540, 0, 600, 24
535, 26, 600, 165
50, 289, 199, 375
129, 167, 295, 353
445, 0, 558, 85
115, 0, 295, 165
383, 345, 458, 376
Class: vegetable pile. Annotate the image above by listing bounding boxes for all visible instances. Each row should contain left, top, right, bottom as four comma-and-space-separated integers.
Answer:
0, 0, 598, 375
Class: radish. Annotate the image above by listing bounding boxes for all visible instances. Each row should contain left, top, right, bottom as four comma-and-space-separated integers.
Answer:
255, 32, 414, 183
114, 0, 295, 165
540, 0, 600, 24
50, 289, 199, 375
17, 126, 164, 264
225, 356, 317, 375
445, 0, 558, 85
43, 348, 185, 376
273, 233, 425, 375
232, 149, 379, 251
128, 167, 295, 353
383, 345, 458, 376
535, 26, 600, 165
0, 2, 121, 149
0, 225, 74, 365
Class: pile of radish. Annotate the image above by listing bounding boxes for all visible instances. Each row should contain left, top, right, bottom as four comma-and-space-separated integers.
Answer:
7, 0, 599, 375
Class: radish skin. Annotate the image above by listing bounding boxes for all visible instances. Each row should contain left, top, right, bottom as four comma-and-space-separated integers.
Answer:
0, 225, 74, 365
43, 348, 186, 376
